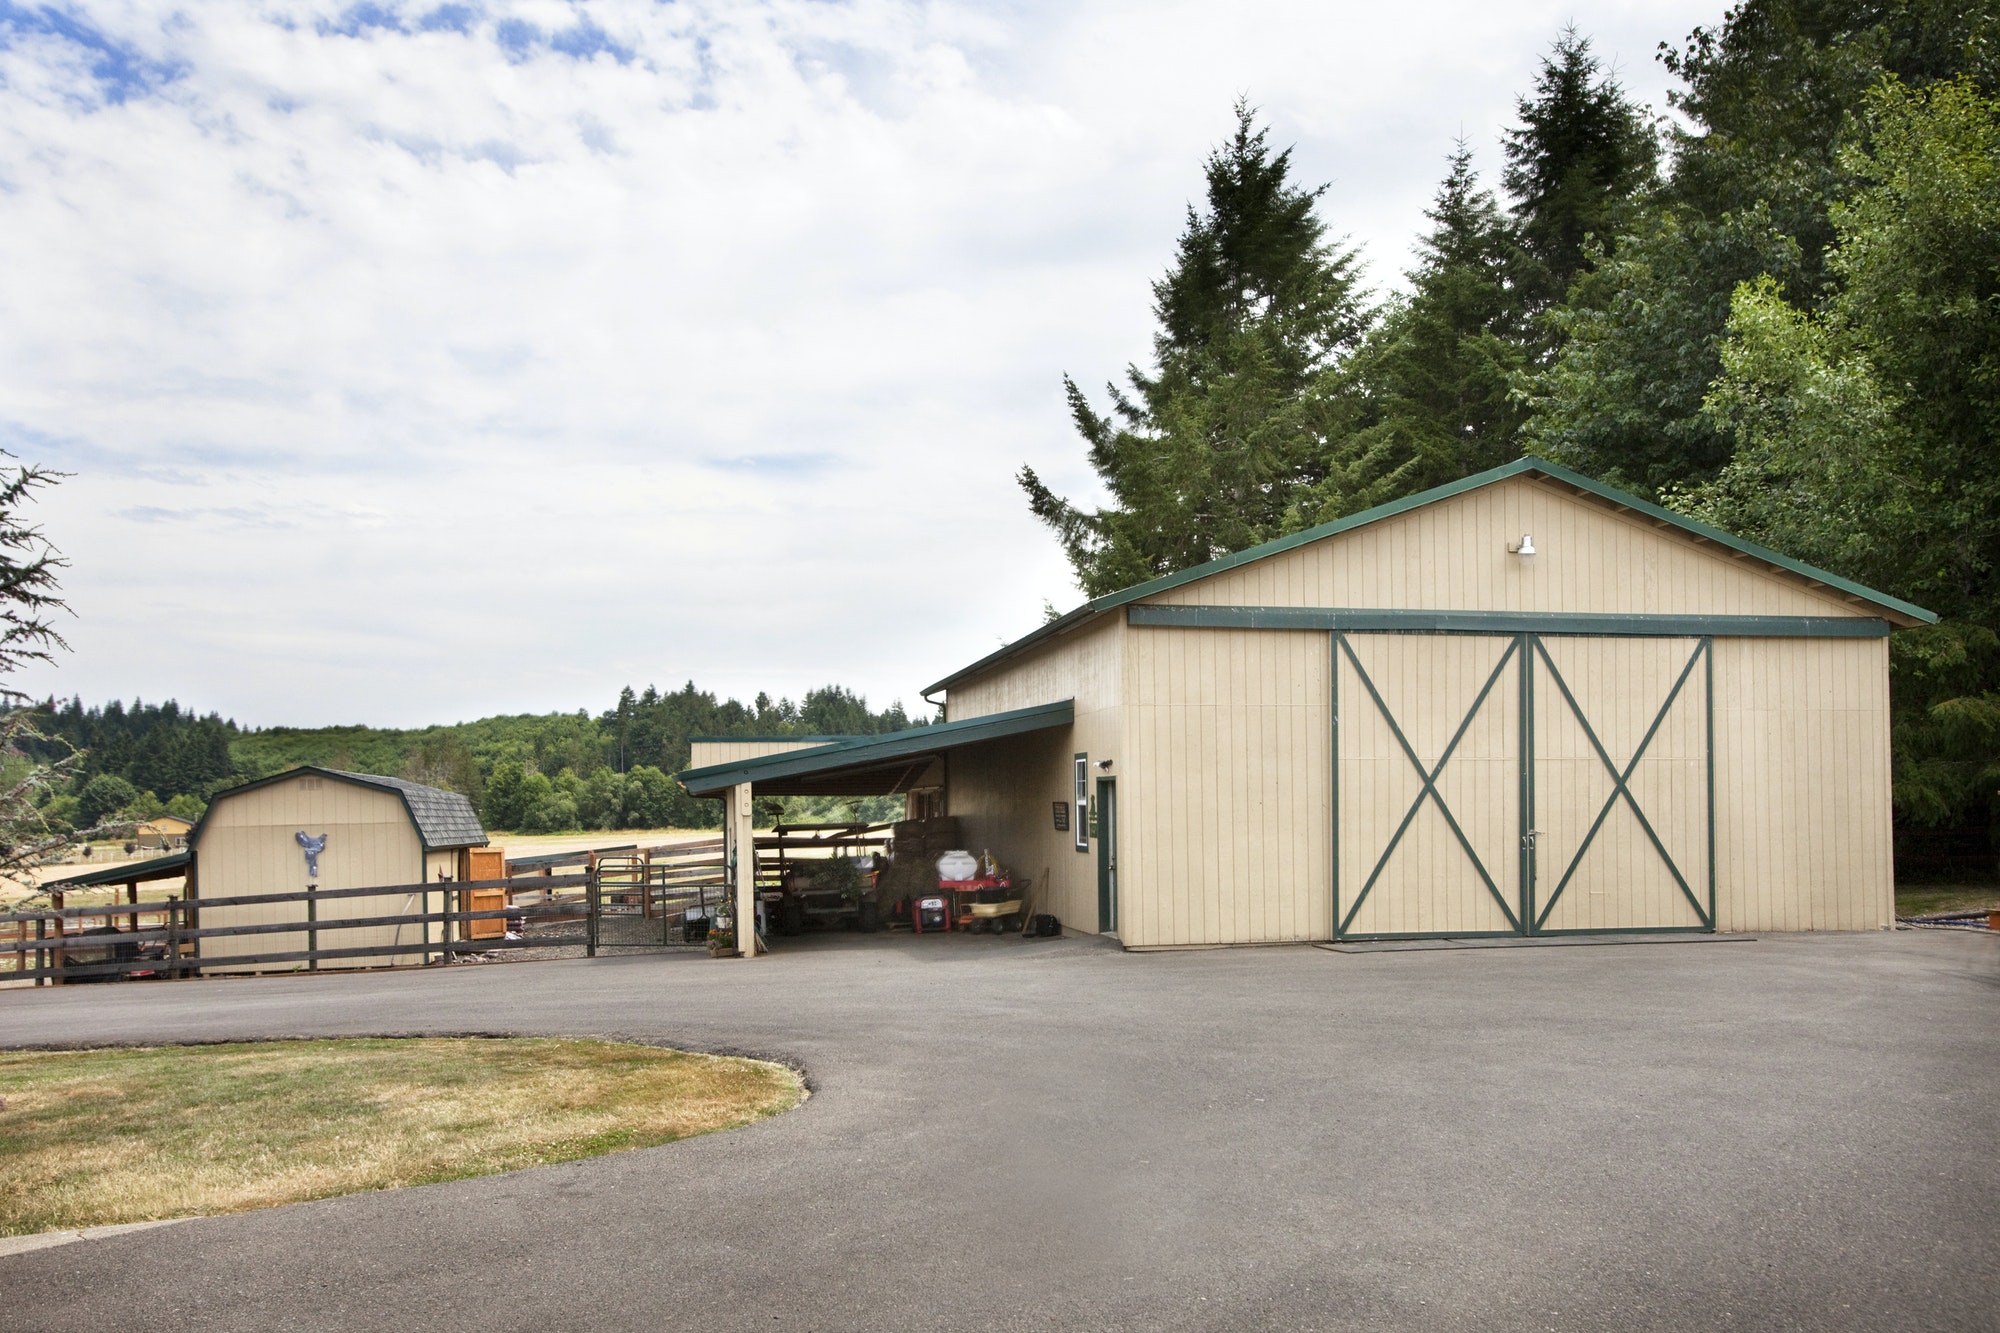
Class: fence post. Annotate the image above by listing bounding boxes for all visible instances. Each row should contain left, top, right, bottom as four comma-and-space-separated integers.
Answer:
587, 866, 600, 959
306, 882, 319, 972
165, 896, 180, 980
50, 889, 64, 987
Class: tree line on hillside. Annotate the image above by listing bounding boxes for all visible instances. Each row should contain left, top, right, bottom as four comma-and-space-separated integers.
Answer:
1024, 2, 2000, 874
24, 683, 928, 836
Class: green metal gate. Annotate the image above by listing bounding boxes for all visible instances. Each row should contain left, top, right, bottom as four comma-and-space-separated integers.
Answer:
1333, 631, 1713, 940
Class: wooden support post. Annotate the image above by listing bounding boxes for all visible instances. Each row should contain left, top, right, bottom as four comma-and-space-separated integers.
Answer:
126, 880, 139, 935
586, 864, 600, 958
306, 882, 318, 971
165, 896, 180, 979
50, 889, 64, 987
731, 781, 758, 958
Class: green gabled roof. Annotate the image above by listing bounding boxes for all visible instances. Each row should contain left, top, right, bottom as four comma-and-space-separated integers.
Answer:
687, 735, 859, 744
924, 455, 1937, 695
46, 850, 191, 889
678, 700, 1073, 795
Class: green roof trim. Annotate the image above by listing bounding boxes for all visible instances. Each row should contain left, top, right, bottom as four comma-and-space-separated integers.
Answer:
687, 735, 868, 744
46, 850, 191, 889
679, 700, 1073, 795
923, 455, 1936, 694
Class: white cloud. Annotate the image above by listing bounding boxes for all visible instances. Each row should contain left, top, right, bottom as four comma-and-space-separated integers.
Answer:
0, 0, 1717, 726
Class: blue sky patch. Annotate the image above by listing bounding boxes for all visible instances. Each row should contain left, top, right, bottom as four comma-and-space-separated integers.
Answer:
418, 4, 477, 34
493, 16, 539, 59
706, 452, 837, 476
549, 19, 631, 64
319, 2, 405, 37
0, 1, 184, 105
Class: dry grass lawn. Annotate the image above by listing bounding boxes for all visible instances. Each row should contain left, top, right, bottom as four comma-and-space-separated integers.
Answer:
1896, 884, 2000, 917
0, 1038, 803, 1236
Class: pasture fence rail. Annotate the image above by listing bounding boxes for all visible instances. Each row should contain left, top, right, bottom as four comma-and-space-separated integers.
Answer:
0, 856, 727, 985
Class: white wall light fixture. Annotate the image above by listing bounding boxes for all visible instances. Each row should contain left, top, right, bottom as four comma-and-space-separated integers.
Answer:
1508, 534, 1537, 556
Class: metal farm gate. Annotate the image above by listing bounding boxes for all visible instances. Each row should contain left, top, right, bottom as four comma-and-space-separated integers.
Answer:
1333, 631, 1713, 940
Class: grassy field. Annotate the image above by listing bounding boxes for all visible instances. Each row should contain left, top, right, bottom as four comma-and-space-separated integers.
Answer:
1895, 883, 2000, 917
0, 1038, 803, 1236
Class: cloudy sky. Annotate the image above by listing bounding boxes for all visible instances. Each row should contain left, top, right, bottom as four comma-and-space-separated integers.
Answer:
0, 0, 1718, 729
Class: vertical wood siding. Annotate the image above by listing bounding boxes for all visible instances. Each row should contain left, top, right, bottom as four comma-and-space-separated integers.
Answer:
1712, 636, 1893, 931
943, 475, 1898, 943
948, 731, 1099, 932
1121, 627, 1329, 947
947, 617, 1123, 934
197, 777, 428, 972
689, 739, 836, 769
1144, 475, 1871, 618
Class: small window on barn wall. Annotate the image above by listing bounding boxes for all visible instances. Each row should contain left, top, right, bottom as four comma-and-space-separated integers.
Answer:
1073, 755, 1089, 852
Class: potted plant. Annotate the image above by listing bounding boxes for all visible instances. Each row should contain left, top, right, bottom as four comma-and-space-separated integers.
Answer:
706, 919, 738, 958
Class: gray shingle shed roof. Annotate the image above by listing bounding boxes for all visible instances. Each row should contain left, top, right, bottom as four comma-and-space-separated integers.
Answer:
191, 766, 489, 852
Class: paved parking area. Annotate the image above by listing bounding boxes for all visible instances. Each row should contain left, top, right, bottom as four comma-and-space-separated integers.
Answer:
3, 930, 1997, 1332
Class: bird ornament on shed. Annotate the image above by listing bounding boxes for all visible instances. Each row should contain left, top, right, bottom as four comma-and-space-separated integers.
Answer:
296, 831, 328, 880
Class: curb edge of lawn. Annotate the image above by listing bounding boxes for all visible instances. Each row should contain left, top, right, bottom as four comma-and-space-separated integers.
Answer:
0, 1218, 187, 1259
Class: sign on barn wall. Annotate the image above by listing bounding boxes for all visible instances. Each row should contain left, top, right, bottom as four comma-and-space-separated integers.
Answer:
1052, 801, 1069, 832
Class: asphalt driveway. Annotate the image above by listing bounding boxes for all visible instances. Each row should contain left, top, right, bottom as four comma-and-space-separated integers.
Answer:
3, 930, 1997, 1332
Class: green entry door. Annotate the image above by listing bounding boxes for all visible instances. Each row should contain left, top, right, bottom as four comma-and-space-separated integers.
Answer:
1096, 778, 1118, 934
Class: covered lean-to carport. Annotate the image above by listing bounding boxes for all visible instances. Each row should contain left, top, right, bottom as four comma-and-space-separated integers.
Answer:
679, 705, 1073, 956
685, 458, 1932, 952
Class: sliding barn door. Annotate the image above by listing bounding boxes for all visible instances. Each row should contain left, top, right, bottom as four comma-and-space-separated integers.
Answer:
1528, 637, 1713, 934
1334, 633, 1523, 938
1332, 631, 1713, 940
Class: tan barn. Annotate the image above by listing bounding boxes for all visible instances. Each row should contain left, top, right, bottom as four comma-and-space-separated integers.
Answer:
188, 767, 488, 971
682, 458, 1933, 951
134, 813, 194, 850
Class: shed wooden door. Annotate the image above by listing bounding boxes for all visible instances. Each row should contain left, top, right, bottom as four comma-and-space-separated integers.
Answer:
1527, 636, 1712, 934
1333, 631, 1713, 939
1335, 633, 1523, 938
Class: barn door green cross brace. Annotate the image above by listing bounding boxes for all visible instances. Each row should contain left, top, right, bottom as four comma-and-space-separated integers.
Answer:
1334, 632, 1524, 937
1528, 636, 1714, 932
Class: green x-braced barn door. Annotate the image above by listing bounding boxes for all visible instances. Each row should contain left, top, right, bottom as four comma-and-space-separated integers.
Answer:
1527, 636, 1713, 934
1333, 631, 1713, 940
1334, 633, 1524, 938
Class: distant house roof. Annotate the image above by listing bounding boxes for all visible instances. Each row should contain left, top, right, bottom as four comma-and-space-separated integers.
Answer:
137, 815, 194, 834
191, 767, 488, 852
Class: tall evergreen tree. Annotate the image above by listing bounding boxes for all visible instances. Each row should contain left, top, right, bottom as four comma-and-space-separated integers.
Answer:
1502, 25, 1659, 311
1677, 76, 2000, 834
1019, 103, 1368, 599
1522, 0, 1991, 496
1294, 143, 1529, 523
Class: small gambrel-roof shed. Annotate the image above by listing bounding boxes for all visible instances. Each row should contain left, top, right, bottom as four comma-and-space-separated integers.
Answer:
188, 766, 488, 972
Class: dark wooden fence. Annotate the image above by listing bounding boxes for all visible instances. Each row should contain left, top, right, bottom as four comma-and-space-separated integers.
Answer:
0, 856, 727, 985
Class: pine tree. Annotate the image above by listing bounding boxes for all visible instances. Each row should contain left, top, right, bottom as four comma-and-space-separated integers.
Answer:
1296, 144, 1529, 523
1502, 25, 1658, 312
1019, 102, 1368, 599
